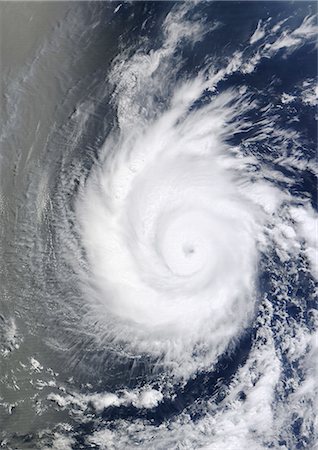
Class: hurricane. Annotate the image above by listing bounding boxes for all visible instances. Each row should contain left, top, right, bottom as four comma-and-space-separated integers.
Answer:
0, 2, 317, 450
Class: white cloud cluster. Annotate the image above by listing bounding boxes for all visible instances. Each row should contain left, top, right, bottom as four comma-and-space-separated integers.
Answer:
43, 3, 317, 449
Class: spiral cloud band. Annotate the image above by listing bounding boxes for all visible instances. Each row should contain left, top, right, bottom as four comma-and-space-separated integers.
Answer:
76, 39, 267, 378
1, 2, 317, 449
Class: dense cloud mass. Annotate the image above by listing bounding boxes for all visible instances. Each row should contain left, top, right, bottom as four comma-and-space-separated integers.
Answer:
0, 2, 317, 449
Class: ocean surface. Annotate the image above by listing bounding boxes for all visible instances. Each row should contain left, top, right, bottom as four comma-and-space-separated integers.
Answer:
0, 2, 317, 449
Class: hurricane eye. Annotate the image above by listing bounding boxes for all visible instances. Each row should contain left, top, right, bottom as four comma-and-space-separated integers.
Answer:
182, 244, 195, 257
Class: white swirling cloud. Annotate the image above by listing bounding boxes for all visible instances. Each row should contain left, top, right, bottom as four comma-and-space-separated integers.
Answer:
74, 6, 284, 380
43, 3, 317, 449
